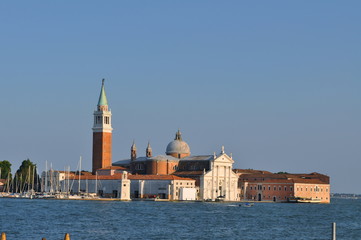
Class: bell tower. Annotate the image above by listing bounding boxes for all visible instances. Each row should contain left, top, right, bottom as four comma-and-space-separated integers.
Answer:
146, 142, 152, 158
131, 141, 137, 161
92, 79, 113, 174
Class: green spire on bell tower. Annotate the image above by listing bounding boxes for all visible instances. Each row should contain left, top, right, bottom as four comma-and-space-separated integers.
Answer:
98, 79, 108, 107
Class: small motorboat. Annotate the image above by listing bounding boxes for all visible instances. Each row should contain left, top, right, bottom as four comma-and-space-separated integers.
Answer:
239, 203, 254, 207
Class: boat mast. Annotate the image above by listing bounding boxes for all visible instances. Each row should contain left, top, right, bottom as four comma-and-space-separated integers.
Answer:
78, 156, 82, 194
6, 173, 11, 193
45, 161, 48, 193
67, 166, 70, 196
32, 165, 35, 194
50, 163, 53, 193
28, 166, 31, 193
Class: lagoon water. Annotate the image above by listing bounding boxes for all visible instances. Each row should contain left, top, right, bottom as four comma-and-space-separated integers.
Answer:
0, 198, 360, 240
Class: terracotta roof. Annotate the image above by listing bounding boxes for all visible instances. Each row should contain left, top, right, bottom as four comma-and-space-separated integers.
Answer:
239, 172, 330, 184
128, 174, 194, 181
73, 174, 123, 180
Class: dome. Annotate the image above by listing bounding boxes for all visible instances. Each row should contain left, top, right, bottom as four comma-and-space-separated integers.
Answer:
166, 140, 190, 154
166, 130, 191, 156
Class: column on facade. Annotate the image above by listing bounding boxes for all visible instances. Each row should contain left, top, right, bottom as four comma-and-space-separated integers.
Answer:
222, 166, 228, 198
228, 166, 231, 201
216, 165, 219, 199
211, 161, 214, 200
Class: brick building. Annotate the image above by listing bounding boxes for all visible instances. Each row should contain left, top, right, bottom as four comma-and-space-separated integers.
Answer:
238, 171, 330, 203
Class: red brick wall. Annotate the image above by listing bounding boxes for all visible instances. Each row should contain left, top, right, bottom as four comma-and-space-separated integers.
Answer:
146, 160, 179, 175
92, 132, 112, 173
244, 183, 294, 202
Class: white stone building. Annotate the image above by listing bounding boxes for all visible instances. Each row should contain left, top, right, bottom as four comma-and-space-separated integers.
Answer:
174, 147, 239, 201
128, 175, 196, 200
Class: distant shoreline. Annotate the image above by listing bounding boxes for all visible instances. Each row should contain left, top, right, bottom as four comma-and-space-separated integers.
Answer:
331, 193, 361, 199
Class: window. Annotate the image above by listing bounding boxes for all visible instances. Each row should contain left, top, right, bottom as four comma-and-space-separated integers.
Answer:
268, 186, 271, 191
135, 164, 144, 170
284, 187, 287, 191
274, 186, 276, 191
279, 187, 281, 191
250, 187, 253, 190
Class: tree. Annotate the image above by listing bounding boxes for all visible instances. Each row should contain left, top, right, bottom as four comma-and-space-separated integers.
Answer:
0, 160, 12, 180
12, 159, 40, 193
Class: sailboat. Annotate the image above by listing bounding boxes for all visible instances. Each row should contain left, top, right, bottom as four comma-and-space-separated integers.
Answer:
67, 156, 83, 199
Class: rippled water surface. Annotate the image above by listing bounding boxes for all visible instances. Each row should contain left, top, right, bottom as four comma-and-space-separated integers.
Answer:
0, 198, 360, 239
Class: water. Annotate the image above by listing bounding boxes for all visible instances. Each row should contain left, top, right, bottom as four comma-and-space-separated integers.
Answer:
0, 198, 360, 240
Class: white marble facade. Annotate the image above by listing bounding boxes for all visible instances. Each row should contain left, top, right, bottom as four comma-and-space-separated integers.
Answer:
199, 152, 239, 201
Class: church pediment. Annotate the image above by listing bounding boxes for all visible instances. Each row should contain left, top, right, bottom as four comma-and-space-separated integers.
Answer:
214, 153, 234, 164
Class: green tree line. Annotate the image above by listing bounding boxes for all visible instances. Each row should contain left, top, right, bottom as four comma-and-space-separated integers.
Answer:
0, 159, 40, 192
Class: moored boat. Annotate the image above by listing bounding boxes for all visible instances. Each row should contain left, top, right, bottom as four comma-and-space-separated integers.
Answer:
288, 197, 321, 203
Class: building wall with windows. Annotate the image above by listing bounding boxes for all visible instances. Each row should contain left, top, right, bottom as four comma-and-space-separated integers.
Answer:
294, 183, 330, 203
64, 172, 130, 200
128, 175, 196, 200
238, 172, 330, 203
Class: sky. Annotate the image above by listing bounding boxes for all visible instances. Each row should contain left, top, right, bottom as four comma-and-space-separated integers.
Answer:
0, 1, 360, 194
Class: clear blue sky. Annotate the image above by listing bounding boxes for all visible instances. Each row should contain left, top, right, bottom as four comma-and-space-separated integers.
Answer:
0, 1, 360, 194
